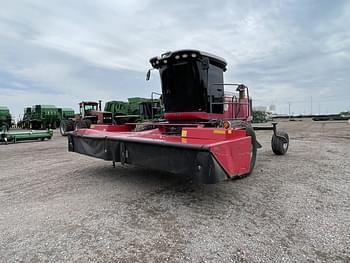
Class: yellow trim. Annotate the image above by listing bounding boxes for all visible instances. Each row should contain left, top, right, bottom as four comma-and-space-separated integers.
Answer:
213, 129, 226, 135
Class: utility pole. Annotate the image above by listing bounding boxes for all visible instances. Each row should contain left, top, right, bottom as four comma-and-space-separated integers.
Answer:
310, 96, 313, 115
288, 102, 291, 120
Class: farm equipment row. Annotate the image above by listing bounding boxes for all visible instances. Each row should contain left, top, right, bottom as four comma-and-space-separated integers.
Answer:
2, 49, 290, 183
67, 49, 290, 184
18, 105, 75, 130
59, 98, 163, 135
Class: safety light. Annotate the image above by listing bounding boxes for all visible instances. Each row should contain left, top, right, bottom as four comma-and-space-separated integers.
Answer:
175, 55, 180, 59
191, 53, 197, 58
182, 54, 188, 58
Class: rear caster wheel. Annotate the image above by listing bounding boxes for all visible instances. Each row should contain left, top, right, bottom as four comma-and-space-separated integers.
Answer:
272, 131, 289, 155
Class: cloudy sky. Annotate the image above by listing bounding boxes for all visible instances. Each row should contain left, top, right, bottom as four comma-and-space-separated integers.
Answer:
0, 0, 349, 118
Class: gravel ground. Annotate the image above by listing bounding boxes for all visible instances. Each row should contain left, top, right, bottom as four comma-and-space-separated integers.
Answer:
0, 119, 349, 262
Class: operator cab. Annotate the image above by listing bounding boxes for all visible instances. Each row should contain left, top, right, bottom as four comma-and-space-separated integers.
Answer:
79, 101, 99, 118
149, 50, 227, 120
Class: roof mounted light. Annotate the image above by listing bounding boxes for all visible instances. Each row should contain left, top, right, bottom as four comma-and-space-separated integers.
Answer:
182, 54, 188, 58
191, 53, 197, 58
175, 55, 180, 59
163, 59, 167, 64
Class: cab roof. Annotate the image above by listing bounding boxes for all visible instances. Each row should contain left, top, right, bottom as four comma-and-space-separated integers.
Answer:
79, 101, 98, 105
150, 49, 227, 70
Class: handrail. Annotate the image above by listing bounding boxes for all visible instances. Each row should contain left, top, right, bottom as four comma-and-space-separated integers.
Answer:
151, 92, 162, 119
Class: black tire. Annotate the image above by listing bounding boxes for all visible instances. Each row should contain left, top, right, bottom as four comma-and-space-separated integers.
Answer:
271, 131, 289, 155
75, 120, 88, 129
67, 119, 75, 131
84, 119, 92, 128
75, 121, 80, 130
60, 120, 69, 136
245, 125, 257, 175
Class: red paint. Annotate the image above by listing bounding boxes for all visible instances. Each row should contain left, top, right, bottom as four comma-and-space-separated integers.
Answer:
182, 127, 246, 140
165, 112, 223, 120
74, 125, 252, 178
164, 97, 251, 121
89, 124, 132, 132
73, 92, 254, 178
210, 137, 251, 177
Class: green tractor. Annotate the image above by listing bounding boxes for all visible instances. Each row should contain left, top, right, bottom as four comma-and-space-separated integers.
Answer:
105, 97, 163, 124
0, 106, 12, 131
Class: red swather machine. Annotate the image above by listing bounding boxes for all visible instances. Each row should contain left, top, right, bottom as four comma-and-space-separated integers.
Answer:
68, 50, 289, 183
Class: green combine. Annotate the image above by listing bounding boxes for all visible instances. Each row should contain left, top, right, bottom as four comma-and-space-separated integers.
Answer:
0, 106, 12, 131
105, 97, 163, 124
19, 105, 60, 129
19, 105, 75, 129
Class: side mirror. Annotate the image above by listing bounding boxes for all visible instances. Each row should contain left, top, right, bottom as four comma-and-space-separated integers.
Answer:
146, 69, 152, 81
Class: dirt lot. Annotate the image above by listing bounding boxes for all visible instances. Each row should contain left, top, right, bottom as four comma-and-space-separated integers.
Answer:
0, 120, 349, 262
